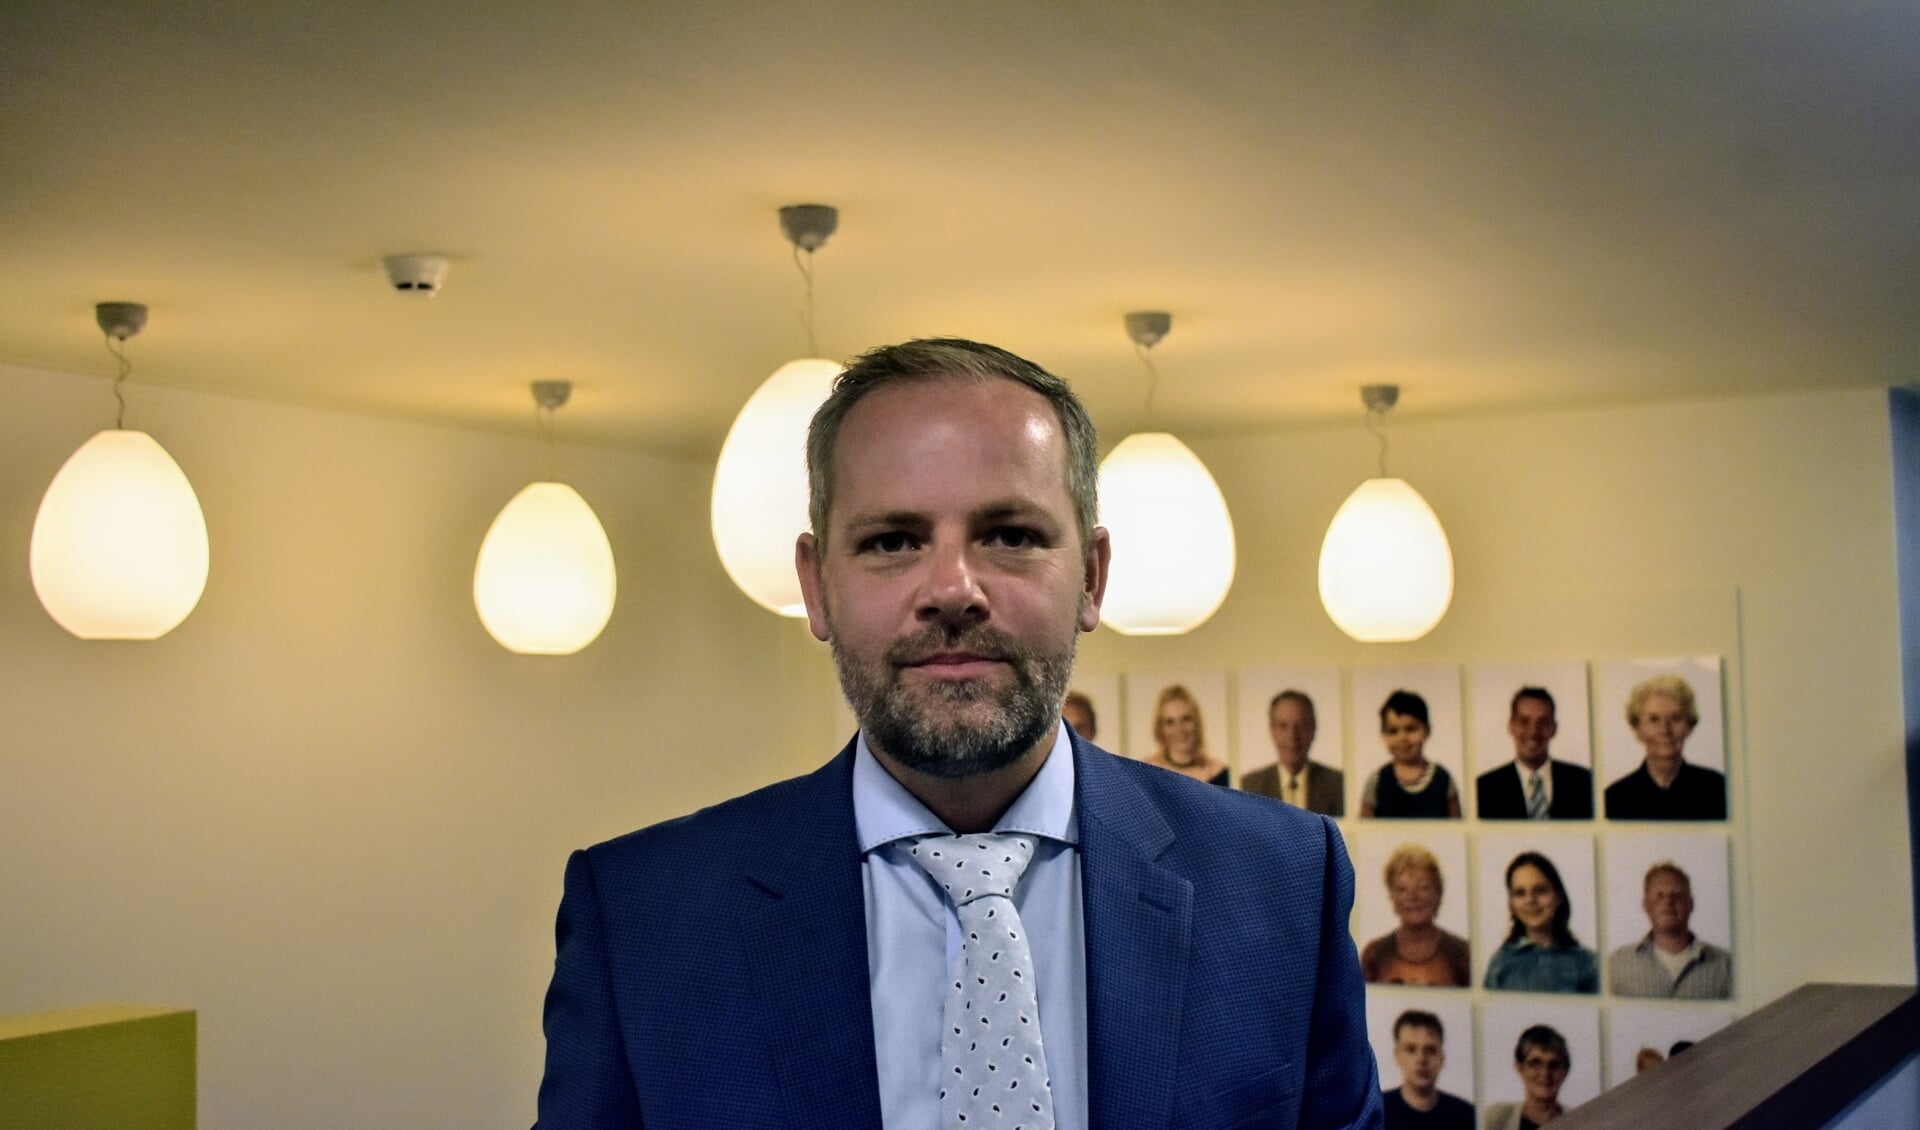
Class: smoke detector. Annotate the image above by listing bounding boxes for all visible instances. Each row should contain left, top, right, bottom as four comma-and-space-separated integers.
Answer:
383, 254, 450, 295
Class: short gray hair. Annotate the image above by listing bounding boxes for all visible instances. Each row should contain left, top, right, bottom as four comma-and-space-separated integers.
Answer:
805, 338, 1099, 551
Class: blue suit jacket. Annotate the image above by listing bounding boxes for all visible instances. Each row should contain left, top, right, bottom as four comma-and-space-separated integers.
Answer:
535, 734, 1383, 1129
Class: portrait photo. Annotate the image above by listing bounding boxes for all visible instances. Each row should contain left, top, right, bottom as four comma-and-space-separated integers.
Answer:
1604, 1003, 1734, 1089
1595, 657, 1728, 822
1353, 830, 1472, 989
1477, 1000, 1603, 1126
1123, 669, 1231, 787
1365, 991, 1477, 1121
1350, 664, 1465, 820
1475, 831, 1600, 995
1602, 833, 1733, 1000
1062, 671, 1122, 749
1467, 662, 1595, 822
1233, 665, 1345, 814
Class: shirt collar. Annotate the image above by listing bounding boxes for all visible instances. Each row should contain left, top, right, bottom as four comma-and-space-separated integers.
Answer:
852, 723, 1079, 854
1638, 933, 1702, 958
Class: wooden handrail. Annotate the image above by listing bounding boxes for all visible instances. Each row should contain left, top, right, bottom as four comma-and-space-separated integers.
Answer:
1555, 983, 1918, 1129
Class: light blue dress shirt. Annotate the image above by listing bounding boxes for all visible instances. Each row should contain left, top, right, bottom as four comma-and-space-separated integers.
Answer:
853, 725, 1087, 1130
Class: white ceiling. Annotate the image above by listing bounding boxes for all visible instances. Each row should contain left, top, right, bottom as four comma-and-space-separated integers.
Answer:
2, 2, 1915, 455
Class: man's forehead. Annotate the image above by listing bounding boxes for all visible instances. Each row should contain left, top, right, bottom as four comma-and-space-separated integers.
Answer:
829, 376, 1071, 512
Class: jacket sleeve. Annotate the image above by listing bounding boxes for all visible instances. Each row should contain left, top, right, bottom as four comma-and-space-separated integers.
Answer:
534, 849, 644, 1129
1299, 816, 1386, 1129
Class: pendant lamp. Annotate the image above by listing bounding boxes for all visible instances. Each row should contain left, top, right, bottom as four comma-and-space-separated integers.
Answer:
473, 381, 617, 655
1317, 384, 1454, 642
30, 302, 210, 640
1097, 311, 1237, 635
711, 204, 844, 616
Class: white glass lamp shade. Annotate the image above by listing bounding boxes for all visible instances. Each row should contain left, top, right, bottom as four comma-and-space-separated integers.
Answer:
1096, 432, 1237, 635
710, 357, 841, 615
474, 482, 617, 655
30, 429, 210, 639
1317, 477, 1454, 642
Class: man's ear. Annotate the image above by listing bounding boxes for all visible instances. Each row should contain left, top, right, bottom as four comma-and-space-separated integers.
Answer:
795, 532, 831, 642
1078, 525, 1112, 633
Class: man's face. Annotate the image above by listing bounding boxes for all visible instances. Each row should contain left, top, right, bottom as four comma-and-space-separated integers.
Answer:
1268, 699, 1315, 770
1644, 872, 1695, 934
1508, 697, 1557, 770
1393, 1025, 1444, 1095
796, 377, 1109, 779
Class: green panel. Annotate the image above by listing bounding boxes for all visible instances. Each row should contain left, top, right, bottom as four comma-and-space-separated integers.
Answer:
0, 1007, 195, 1130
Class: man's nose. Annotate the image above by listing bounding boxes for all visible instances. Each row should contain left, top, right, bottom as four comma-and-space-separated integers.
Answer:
919, 541, 986, 622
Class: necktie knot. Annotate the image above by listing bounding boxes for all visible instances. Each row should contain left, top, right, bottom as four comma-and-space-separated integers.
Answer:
908, 833, 1037, 906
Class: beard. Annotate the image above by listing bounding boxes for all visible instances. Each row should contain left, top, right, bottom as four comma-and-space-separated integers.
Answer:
832, 619, 1078, 780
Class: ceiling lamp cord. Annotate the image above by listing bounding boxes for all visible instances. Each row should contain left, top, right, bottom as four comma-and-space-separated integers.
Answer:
1365, 403, 1389, 477
793, 242, 819, 359
106, 331, 132, 429
1135, 339, 1159, 421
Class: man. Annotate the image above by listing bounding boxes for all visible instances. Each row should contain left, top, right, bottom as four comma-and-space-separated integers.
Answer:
1239, 690, 1345, 815
1061, 690, 1097, 741
534, 339, 1381, 1129
1607, 862, 1732, 998
1473, 687, 1594, 820
1380, 1011, 1473, 1130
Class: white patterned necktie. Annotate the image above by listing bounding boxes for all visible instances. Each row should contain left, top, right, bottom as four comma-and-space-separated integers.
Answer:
1525, 770, 1548, 819
907, 833, 1055, 1130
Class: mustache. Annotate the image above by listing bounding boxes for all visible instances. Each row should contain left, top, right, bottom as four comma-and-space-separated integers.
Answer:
885, 623, 1024, 667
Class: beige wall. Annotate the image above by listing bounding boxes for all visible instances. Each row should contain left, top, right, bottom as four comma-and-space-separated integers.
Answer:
0, 361, 825, 1129
1, 361, 1911, 1127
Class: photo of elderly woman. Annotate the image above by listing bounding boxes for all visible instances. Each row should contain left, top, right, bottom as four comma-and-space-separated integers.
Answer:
1484, 851, 1598, 994
1483, 1025, 1574, 1129
1361, 841, 1472, 987
1603, 672, 1727, 820
1478, 1003, 1601, 1129
1361, 690, 1463, 819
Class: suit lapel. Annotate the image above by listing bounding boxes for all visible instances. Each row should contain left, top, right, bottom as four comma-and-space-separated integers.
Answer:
1076, 737, 1192, 1128
1309, 761, 1334, 812
737, 746, 885, 1130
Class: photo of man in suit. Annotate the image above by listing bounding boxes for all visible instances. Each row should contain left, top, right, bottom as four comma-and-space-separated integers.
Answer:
1238, 689, 1345, 815
534, 339, 1382, 1129
1474, 687, 1593, 820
